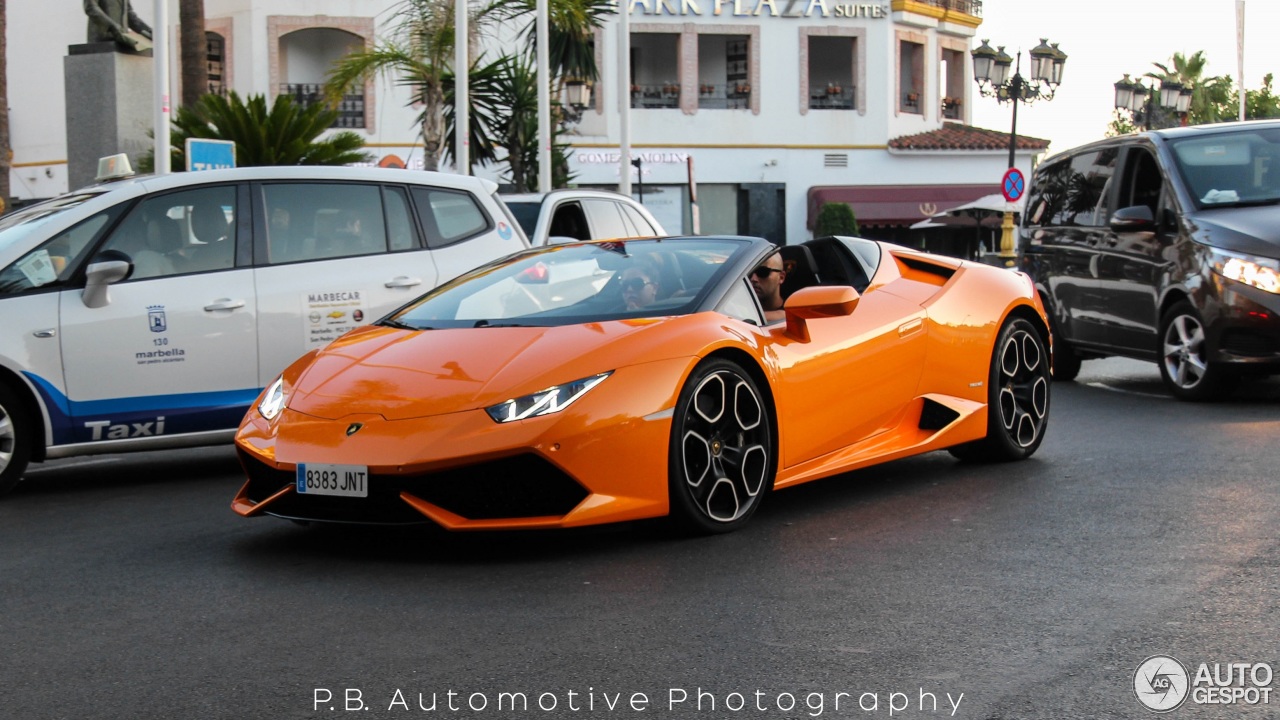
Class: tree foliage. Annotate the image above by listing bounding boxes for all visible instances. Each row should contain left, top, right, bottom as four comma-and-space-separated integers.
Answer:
142, 92, 370, 171
814, 202, 860, 237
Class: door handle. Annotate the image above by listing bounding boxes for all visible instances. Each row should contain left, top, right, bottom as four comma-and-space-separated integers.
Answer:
384, 276, 422, 289
204, 298, 246, 311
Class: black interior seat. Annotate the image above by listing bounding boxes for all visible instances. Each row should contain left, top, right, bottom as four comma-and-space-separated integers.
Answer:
778, 244, 821, 300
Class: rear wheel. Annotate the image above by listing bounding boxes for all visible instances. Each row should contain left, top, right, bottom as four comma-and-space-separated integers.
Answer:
0, 383, 33, 496
950, 317, 1051, 462
668, 359, 774, 534
1158, 301, 1238, 401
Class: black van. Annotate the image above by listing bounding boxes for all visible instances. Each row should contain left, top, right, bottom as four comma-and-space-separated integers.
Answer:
1018, 120, 1280, 400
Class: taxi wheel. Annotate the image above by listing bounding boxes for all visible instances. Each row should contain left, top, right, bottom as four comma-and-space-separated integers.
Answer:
1158, 301, 1238, 401
668, 359, 774, 534
0, 383, 33, 495
950, 317, 1051, 462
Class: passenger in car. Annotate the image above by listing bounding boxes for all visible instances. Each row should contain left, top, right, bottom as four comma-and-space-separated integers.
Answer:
620, 264, 660, 310
750, 251, 787, 323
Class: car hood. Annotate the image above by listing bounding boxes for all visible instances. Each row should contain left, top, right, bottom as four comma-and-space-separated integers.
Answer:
286, 319, 705, 421
1188, 206, 1280, 259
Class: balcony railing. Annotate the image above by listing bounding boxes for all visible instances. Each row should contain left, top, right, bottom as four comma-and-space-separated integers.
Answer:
910, 0, 982, 16
808, 85, 855, 110
280, 83, 365, 129
696, 83, 752, 110
631, 84, 681, 109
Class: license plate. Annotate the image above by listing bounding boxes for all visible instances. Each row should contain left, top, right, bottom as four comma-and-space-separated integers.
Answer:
296, 463, 368, 498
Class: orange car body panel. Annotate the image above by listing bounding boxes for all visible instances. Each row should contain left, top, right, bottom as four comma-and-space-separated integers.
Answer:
233, 241, 1048, 530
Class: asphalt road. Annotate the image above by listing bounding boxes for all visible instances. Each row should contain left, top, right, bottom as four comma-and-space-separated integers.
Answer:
2, 358, 1277, 720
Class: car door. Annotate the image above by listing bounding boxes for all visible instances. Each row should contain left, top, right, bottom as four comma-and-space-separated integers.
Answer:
1090, 144, 1173, 356
581, 199, 631, 239
57, 183, 259, 443
252, 181, 441, 385
762, 279, 928, 470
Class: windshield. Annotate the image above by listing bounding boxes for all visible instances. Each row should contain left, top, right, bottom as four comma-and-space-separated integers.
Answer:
388, 238, 747, 330
1169, 127, 1280, 208
0, 191, 106, 252
502, 199, 543, 236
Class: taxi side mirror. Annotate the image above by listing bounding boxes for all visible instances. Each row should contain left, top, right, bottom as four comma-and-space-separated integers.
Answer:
82, 250, 134, 308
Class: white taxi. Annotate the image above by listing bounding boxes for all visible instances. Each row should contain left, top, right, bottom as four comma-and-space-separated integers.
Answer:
0, 166, 528, 493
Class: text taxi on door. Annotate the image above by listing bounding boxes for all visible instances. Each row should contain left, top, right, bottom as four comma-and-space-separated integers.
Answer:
0, 163, 529, 493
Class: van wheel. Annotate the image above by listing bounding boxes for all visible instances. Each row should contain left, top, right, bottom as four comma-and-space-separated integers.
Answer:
1158, 301, 1237, 401
0, 383, 33, 495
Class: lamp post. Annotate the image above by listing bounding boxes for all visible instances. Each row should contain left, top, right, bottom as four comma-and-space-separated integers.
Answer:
561, 78, 593, 124
972, 38, 1066, 259
1113, 74, 1192, 131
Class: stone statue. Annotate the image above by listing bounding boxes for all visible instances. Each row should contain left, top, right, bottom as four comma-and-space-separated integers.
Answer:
84, 0, 153, 52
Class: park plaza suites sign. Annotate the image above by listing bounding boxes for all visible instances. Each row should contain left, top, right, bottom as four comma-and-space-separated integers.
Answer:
626, 0, 892, 19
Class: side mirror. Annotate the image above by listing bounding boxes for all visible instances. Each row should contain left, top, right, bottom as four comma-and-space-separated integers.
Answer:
1109, 205, 1156, 232
783, 285, 860, 341
81, 250, 133, 308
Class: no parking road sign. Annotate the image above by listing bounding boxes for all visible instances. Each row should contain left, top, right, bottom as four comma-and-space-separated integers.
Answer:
1002, 167, 1026, 203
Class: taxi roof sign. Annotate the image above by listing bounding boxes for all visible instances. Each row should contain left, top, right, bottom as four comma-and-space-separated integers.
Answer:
186, 139, 237, 172
95, 153, 135, 182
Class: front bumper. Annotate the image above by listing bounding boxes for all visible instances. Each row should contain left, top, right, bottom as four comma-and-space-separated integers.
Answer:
232, 359, 690, 529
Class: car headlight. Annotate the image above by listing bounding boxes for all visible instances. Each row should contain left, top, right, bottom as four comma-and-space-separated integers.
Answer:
258, 377, 287, 421
486, 371, 612, 423
1212, 248, 1280, 294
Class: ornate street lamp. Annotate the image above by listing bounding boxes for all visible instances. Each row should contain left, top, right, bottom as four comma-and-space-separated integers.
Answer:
1114, 74, 1192, 130
972, 38, 1067, 259
561, 78, 593, 124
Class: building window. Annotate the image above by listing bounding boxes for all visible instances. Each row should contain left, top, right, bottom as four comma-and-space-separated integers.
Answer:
696, 35, 750, 110
269, 16, 374, 131
206, 32, 225, 95
807, 36, 854, 110
630, 33, 681, 109
899, 39, 924, 114
940, 47, 965, 120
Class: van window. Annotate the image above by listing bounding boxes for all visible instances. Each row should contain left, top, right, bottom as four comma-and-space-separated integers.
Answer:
1030, 148, 1117, 227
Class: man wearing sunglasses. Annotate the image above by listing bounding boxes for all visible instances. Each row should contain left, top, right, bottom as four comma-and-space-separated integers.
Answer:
620, 265, 660, 311
750, 251, 787, 323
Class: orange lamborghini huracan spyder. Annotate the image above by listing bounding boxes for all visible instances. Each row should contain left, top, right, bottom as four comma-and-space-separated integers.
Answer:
232, 235, 1052, 534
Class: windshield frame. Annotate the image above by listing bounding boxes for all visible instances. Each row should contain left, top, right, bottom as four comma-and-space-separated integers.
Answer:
384, 237, 759, 330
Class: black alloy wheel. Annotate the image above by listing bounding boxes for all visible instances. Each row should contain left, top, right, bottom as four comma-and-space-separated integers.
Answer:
668, 359, 774, 534
950, 317, 1051, 462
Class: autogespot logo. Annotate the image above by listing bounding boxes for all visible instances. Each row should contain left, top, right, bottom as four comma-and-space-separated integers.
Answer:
1135, 655, 1191, 713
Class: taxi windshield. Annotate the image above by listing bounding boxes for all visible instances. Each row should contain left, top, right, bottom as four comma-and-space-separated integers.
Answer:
388, 238, 745, 330
0, 191, 106, 252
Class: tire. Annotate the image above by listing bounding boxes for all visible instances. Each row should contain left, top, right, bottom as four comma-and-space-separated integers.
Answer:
949, 317, 1051, 462
1051, 333, 1082, 382
1158, 301, 1238, 401
668, 359, 774, 534
0, 382, 34, 496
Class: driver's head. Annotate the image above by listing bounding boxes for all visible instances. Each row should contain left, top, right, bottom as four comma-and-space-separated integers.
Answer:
621, 265, 659, 310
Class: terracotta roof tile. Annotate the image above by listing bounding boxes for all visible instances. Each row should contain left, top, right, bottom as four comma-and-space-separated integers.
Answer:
889, 122, 1051, 151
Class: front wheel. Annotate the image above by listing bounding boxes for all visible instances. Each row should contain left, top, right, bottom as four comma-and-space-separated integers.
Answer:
668, 359, 774, 534
0, 383, 34, 496
950, 317, 1051, 462
1158, 301, 1237, 401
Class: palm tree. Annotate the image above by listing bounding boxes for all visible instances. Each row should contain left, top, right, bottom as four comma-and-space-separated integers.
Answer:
143, 92, 370, 171
1147, 51, 1232, 126
325, 0, 495, 172
178, 0, 209, 107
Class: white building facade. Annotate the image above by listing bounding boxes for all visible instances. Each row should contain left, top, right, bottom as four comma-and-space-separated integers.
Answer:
8, 0, 1044, 250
